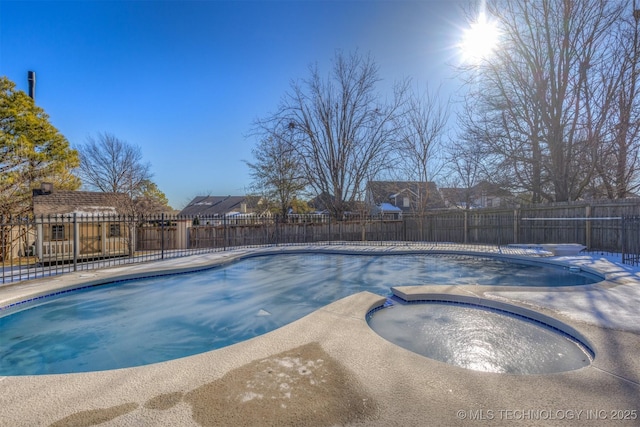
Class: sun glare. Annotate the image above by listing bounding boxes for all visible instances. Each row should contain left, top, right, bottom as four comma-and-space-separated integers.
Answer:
460, 12, 500, 63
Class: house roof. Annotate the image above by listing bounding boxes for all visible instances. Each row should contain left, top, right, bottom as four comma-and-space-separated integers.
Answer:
307, 193, 366, 215
307, 192, 334, 211
439, 187, 471, 204
440, 181, 513, 208
178, 196, 249, 217
367, 181, 444, 210
471, 180, 513, 198
33, 191, 129, 216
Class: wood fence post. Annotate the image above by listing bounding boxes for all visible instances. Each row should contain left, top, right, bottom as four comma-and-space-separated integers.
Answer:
513, 208, 519, 244
36, 217, 43, 262
585, 204, 591, 249
464, 211, 468, 244
161, 213, 165, 260
73, 213, 78, 271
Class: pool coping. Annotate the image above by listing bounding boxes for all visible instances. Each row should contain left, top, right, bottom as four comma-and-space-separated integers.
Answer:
1, 244, 639, 426
380, 290, 595, 360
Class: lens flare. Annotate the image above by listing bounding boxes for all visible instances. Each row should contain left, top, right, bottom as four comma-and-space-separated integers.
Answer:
459, 12, 500, 63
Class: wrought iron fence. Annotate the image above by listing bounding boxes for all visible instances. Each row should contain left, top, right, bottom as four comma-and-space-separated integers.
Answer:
1, 208, 639, 284
622, 216, 640, 266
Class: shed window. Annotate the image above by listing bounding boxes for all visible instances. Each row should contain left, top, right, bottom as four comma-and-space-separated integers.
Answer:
109, 224, 121, 237
51, 225, 65, 240
403, 197, 410, 208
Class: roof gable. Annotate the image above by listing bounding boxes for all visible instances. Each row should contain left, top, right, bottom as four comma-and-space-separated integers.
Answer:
178, 196, 249, 216
367, 181, 444, 210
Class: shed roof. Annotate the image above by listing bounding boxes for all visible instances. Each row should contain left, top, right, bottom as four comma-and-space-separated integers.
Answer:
33, 191, 129, 216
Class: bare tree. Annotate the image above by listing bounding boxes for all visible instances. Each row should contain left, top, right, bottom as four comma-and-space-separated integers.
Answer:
445, 110, 491, 209
589, 4, 640, 198
77, 133, 152, 196
394, 84, 449, 213
260, 51, 406, 218
461, 0, 624, 202
246, 122, 308, 218
76, 132, 170, 219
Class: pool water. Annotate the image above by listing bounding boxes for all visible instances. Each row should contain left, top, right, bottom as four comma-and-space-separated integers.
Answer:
0, 253, 599, 375
367, 302, 593, 374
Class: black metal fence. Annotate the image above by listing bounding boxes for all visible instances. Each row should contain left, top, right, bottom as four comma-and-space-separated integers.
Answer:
2, 204, 639, 283
622, 216, 640, 266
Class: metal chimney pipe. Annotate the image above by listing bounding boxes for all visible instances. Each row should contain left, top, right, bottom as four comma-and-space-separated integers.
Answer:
28, 71, 36, 100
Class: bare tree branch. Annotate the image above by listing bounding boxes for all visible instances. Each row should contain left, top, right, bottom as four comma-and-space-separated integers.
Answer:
262, 50, 406, 218
77, 132, 152, 198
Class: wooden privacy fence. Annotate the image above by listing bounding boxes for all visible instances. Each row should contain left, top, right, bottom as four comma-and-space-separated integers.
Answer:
401, 200, 640, 254
1, 199, 639, 283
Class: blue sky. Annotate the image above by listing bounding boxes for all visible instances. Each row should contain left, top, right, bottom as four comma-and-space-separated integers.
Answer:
1, 0, 470, 209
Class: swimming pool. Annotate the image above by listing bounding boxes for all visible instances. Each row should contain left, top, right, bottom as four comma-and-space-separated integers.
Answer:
0, 253, 600, 375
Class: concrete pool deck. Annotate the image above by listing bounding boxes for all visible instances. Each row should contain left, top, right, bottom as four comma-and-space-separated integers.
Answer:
0, 244, 639, 426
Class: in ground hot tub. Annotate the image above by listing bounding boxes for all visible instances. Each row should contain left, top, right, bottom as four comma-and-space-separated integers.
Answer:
366, 294, 593, 374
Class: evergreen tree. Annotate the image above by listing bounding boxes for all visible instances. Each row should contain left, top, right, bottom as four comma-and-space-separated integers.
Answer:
0, 76, 80, 216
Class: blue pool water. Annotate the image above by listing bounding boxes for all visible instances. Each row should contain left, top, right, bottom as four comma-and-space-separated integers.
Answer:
0, 253, 599, 375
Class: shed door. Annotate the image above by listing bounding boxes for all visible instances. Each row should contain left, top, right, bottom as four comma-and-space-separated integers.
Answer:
79, 223, 101, 255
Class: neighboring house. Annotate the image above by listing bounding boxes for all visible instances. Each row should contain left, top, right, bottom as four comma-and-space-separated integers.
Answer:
365, 181, 445, 217
179, 195, 264, 221
440, 181, 513, 209
307, 192, 334, 214
178, 195, 265, 248
32, 183, 132, 261
439, 187, 472, 209
307, 193, 367, 217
